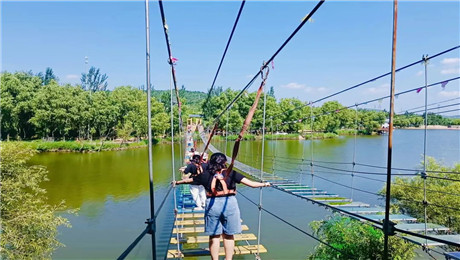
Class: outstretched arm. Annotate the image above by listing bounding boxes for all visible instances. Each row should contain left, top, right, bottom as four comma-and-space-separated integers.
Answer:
172, 178, 194, 186
240, 178, 270, 188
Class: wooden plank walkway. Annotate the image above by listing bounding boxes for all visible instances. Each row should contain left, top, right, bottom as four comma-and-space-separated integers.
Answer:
167, 124, 267, 258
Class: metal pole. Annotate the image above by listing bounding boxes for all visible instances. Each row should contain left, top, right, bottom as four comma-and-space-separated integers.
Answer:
256, 85, 267, 257
310, 104, 315, 195
383, 1, 398, 259
351, 105, 358, 201
144, 0, 156, 258
422, 54, 429, 245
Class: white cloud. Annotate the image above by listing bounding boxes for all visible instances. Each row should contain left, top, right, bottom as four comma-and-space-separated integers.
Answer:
305, 86, 328, 93
416, 70, 423, 76
281, 82, 305, 89
367, 83, 390, 94
440, 57, 459, 75
438, 91, 460, 98
441, 68, 460, 75
66, 74, 79, 80
441, 58, 460, 65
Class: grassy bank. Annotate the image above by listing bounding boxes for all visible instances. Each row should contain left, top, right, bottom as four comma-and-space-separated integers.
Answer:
13, 140, 149, 152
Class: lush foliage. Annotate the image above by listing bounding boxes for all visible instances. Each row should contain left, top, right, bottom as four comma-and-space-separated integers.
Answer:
384, 157, 460, 233
0, 143, 70, 258
308, 215, 417, 260
2, 70, 457, 143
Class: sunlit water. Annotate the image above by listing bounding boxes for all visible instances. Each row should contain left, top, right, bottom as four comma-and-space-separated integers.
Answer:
31, 130, 459, 259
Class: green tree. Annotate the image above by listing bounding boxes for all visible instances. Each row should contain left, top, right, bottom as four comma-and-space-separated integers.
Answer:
0, 142, 70, 259
309, 215, 416, 260
384, 157, 460, 232
37, 67, 59, 85
81, 66, 108, 92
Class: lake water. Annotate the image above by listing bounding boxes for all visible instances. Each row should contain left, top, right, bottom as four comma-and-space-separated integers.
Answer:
31, 129, 459, 259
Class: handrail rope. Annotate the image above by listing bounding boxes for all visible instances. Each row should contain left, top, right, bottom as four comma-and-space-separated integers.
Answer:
158, 0, 182, 128
153, 185, 174, 220
273, 76, 460, 128
211, 0, 325, 124
237, 191, 349, 257
312, 163, 417, 176
409, 102, 460, 114
229, 154, 460, 247
205, 0, 246, 105
312, 174, 382, 196
117, 226, 150, 260
270, 46, 460, 120
430, 108, 460, 115
353, 174, 460, 197
270, 183, 460, 247
403, 96, 460, 113
169, 69, 182, 258
265, 156, 460, 176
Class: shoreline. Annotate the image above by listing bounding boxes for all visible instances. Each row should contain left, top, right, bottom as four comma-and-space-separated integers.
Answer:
401, 125, 460, 130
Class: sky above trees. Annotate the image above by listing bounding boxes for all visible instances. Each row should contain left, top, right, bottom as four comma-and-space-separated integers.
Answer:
2, 1, 459, 114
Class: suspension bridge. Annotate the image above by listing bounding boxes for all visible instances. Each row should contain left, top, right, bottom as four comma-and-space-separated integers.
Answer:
117, 0, 460, 259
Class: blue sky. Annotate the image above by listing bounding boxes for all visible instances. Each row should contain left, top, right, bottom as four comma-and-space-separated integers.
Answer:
1, 1, 459, 113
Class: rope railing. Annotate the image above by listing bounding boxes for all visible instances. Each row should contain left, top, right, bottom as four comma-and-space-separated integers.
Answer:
211, 0, 325, 125
238, 191, 350, 258
205, 0, 246, 105
269, 45, 460, 120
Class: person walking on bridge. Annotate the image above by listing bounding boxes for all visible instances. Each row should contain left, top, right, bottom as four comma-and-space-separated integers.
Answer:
183, 154, 207, 210
173, 152, 270, 260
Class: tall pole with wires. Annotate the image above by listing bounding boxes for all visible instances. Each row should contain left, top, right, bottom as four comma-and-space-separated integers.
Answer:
422, 54, 429, 244
144, 0, 156, 258
383, 0, 398, 259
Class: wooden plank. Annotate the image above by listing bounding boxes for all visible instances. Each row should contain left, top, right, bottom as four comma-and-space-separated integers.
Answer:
167, 244, 267, 258
176, 213, 204, 219
175, 219, 242, 226
173, 225, 249, 234
170, 233, 257, 244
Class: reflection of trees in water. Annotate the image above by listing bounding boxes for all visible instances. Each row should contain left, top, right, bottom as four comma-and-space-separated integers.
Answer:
34, 145, 178, 211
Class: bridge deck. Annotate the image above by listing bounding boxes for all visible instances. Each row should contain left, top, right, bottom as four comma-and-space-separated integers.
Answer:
167, 124, 267, 258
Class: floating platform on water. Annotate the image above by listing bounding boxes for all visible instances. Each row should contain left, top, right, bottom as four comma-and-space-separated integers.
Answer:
396, 223, 450, 232
403, 234, 460, 247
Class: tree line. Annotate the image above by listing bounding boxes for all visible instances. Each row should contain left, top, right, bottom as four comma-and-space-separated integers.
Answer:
2, 70, 458, 141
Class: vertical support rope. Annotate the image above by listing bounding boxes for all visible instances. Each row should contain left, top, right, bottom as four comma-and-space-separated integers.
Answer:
422, 54, 429, 245
144, 1, 156, 258
256, 85, 267, 257
169, 73, 181, 257
351, 104, 359, 201
225, 107, 230, 155
310, 103, 315, 196
383, 1, 398, 258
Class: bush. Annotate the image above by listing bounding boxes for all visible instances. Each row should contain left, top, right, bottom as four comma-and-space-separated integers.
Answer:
1, 142, 70, 259
383, 157, 460, 232
308, 215, 416, 260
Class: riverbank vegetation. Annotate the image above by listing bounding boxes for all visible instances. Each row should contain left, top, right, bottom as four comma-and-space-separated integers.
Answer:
2, 70, 458, 147
384, 157, 460, 233
308, 215, 417, 259
0, 142, 70, 258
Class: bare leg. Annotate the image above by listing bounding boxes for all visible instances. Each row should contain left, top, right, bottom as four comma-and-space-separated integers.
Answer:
209, 235, 221, 260
222, 234, 235, 260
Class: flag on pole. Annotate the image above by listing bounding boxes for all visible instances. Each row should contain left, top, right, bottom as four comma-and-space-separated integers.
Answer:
441, 80, 449, 90
416, 87, 423, 93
